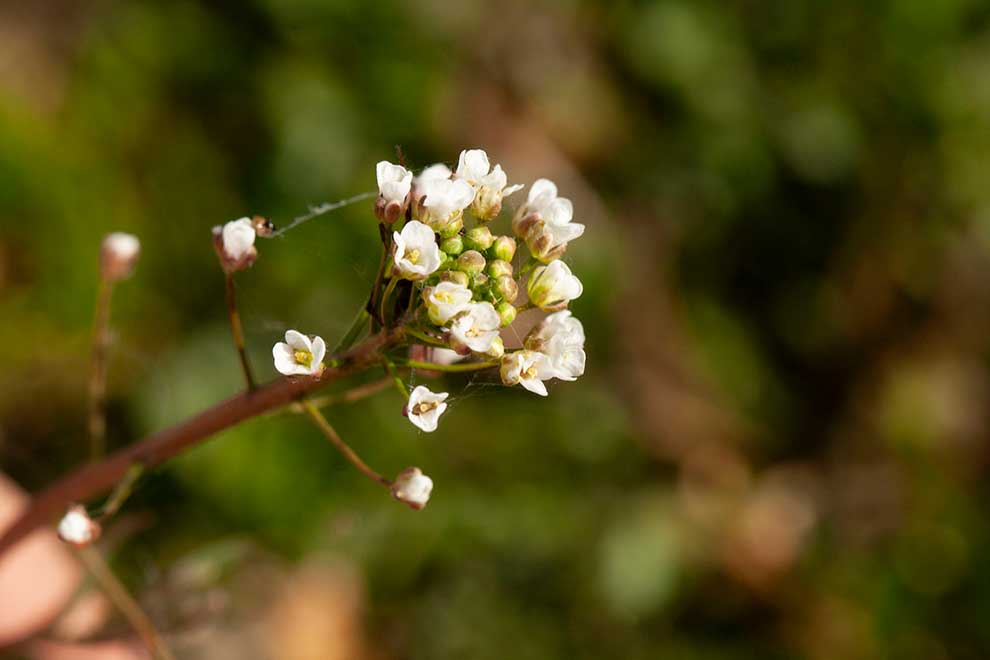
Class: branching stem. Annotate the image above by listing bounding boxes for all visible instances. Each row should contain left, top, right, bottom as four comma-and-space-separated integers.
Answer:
301, 401, 391, 487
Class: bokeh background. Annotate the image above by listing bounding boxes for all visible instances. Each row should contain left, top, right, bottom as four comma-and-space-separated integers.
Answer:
3, 0, 990, 658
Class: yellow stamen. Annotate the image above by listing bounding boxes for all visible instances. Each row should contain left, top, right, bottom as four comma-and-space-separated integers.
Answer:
294, 350, 313, 367
408, 249, 420, 264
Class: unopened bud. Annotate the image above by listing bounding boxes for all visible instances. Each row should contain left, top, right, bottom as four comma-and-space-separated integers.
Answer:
487, 259, 513, 279
456, 250, 486, 276
471, 272, 490, 291
464, 225, 494, 252
440, 270, 471, 287
490, 235, 517, 262
496, 301, 518, 327
391, 467, 433, 510
495, 275, 519, 303
441, 235, 464, 255
438, 215, 464, 239
375, 197, 405, 224
512, 210, 540, 239
100, 233, 140, 282
486, 335, 505, 358
214, 217, 258, 273
57, 505, 101, 547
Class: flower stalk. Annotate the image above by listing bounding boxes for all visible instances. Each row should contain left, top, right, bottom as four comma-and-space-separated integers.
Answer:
301, 400, 391, 487
225, 272, 256, 390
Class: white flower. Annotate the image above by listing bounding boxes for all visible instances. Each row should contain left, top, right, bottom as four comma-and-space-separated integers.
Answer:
222, 217, 257, 261
393, 220, 442, 280
430, 347, 464, 365
500, 350, 554, 396
57, 505, 100, 547
514, 178, 584, 260
417, 163, 452, 182
527, 310, 586, 381
455, 149, 524, 221
449, 302, 501, 353
406, 385, 449, 432
272, 329, 327, 376
391, 467, 434, 510
100, 232, 140, 282
527, 260, 583, 311
376, 161, 413, 204
416, 176, 476, 231
427, 281, 473, 325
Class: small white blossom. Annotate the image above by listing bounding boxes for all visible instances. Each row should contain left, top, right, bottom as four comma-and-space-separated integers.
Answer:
393, 220, 442, 280
416, 176, 476, 231
455, 149, 524, 221
514, 178, 584, 261
527, 260, 583, 311
500, 350, 554, 396
222, 217, 257, 262
273, 329, 326, 376
417, 163, 453, 182
427, 281, 473, 325
406, 385, 449, 432
526, 310, 586, 381
100, 232, 140, 282
391, 467, 434, 510
430, 347, 464, 365
57, 505, 100, 547
376, 161, 413, 204
449, 302, 501, 353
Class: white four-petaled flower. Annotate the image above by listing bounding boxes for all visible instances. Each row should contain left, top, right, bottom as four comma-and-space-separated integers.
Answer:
515, 179, 584, 261
222, 217, 257, 261
376, 161, 413, 205
273, 329, 326, 376
526, 310, 586, 381
527, 259, 583, 311
393, 220, 442, 280
406, 385, 449, 432
427, 281, 473, 325
449, 302, 501, 353
391, 467, 434, 510
416, 176, 476, 231
455, 149, 524, 221
500, 350, 554, 396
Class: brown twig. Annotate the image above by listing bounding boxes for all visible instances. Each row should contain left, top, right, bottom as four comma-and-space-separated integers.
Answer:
88, 279, 113, 460
0, 331, 400, 557
224, 272, 256, 390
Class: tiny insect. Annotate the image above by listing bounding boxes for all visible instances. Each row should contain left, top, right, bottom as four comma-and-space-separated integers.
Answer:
251, 215, 276, 237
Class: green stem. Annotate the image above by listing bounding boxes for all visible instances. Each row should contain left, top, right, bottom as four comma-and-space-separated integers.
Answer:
379, 276, 399, 325
404, 327, 448, 347
301, 401, 391, 487
95, 463, 144, 520
88, 278, 114, 461
383, 359, 409, 399
400, 359, 498, 373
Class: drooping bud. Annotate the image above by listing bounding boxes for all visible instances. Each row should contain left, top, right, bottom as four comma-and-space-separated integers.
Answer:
213, 218, 257, 273
487, 259, 513, 279
496, 301, 518, 327
440, 270, 471, 287
495, 276, 519, 304
391, 467, 434, 510
100, 232, 140, 282
441, 235, 464, 255
490, 235, 517, 263
464, 225, 494, 252
57, 505, 101, 547
456, 250, 486, 276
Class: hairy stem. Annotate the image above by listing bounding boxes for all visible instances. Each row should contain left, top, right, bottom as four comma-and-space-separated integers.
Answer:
0, 331, 400, 557
88, 279, 113, 460
225, 272, 256, 391
301, 401, 391, 487
77, 547, 177, 660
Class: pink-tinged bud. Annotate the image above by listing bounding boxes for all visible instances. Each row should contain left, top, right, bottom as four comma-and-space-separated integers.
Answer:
464, 225, 494, 252
440, 269, 471, 287
213, 218, 258, 274
375, 197, 405, 224
100, 233, 140, 282
487, 259, 513, 279
57, 505, 101, 547
456, 250, 486, 276
391, 467, 433, 510
511, 210, 540, 239
495, 276, 519, 304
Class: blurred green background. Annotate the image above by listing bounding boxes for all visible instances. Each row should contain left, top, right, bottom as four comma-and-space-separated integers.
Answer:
3, 0, 990, 658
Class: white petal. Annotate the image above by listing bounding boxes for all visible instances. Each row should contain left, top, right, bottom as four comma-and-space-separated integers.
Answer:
418, 163, 452, 181
520, 377, 549, 396
273, 343, 305, 376
528, 178, 558, 204
284, 330, 312, 352
502, 183, 525, 197
544, 197, 574, 226
310, 336, 326, 371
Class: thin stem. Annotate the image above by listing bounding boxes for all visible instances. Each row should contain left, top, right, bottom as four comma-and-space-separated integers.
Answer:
225, 272, 256, 391
95, 463, 144, 520
76, 547, 177, 660
383, 359, 409, 399
367, 226, 391, 329
301, 401, 391, 487
404, 327, 448, 347
88, 278, 113, 460
400, 359, 498, 373
0, 330, 401, 557
379, 276, 399, 326
303, 376, 393, 410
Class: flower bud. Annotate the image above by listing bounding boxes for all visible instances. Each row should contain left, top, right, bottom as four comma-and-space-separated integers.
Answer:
486, 336, 505, 359
440, 270, 471, 287
100, 232, 140, 282
375, 197, 405, 224
490, 235, 517, 262
456, 250, 486, 276
497, 301, 518, 327
495, 275, 519, 303
471, 272, 490, 293
464, 225, 494, 252
441, 235, 464, 255
527, 260, 583, 311
391, 467, 433, 510
487, 259, 513, 279
214, 218, 258, 273
438, 215, 464, 239
57, 505, 101, 547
